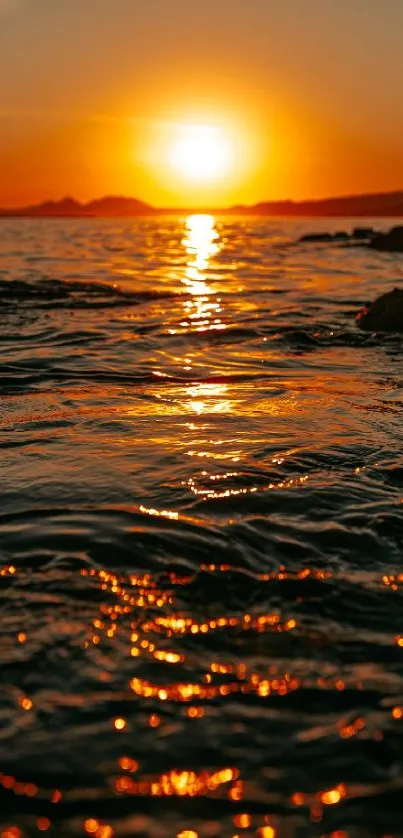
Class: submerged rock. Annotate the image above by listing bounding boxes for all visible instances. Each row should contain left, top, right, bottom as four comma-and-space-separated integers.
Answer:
369, 226, 403, 252
298, 228, 375, 244
299, 232, 334, 243
356, 288, 403, 332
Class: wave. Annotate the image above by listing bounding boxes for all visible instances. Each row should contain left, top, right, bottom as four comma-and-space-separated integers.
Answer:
0, 277, 180, 309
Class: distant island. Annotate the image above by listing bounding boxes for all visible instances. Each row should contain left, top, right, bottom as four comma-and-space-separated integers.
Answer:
2, 191, 403, 218
0, 196, 155, 218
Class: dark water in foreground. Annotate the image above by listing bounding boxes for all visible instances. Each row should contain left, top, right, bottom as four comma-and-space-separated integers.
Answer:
1, 215, 403, 838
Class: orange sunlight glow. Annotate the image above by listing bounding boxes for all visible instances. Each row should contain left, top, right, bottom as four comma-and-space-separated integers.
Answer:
141, 113, 258, 206
169, 125, 233, 183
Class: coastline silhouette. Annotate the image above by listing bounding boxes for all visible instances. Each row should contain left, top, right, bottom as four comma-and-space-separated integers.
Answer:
2, 189, 403, 218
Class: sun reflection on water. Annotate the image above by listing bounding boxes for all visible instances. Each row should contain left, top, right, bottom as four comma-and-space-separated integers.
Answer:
165, 214, 235, 417
169, 215, 225, 336
183, 214, 220, 281
185, 382, 232, 415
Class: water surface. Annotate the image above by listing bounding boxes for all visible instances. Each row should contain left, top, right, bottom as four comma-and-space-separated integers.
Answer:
1, 215, 403, 838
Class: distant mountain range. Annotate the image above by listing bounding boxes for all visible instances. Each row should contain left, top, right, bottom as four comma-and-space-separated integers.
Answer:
1, 191, 403, 217
234, 191, 403, 217
0, 196, 155, 217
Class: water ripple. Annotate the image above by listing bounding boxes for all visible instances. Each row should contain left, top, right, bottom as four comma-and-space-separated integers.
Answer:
0, 215, 403, 837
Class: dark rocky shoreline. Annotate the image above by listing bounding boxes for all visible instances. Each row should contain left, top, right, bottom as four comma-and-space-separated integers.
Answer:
299, 225, 403, 252
298, 227, 403, 331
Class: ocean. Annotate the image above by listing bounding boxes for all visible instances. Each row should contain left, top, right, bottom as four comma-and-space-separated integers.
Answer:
1, 214, 403, 838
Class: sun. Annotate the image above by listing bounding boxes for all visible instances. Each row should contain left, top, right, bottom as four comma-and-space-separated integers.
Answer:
169, 124, 233, 183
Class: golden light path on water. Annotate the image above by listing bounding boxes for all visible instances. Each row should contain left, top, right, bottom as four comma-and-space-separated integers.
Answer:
168, 214, 231, 417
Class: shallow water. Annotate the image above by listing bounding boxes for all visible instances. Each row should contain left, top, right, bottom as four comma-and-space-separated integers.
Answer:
1, 215, 403, 838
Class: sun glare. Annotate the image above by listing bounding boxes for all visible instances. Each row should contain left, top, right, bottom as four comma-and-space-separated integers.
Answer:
169, 125, 233, 183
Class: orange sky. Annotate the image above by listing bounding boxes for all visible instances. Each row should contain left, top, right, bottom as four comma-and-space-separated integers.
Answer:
1, 0, 403, 207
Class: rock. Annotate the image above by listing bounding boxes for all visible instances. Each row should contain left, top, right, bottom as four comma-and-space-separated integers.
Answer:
298, 225, 403, 250
369, 226, 403, 252
299, 230, 365, 244
299, 232, 334, 243
352, 227, 376, 239
356, 288, 403, 332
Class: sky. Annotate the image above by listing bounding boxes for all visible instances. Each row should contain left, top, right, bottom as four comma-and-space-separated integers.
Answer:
1, 0, 403, 207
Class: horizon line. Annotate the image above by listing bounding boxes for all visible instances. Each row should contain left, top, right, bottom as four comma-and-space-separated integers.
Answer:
1, 188, 403, 217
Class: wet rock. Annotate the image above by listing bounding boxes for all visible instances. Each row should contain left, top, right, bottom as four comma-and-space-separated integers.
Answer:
356, 288, 403, 332
299, 229, 370, 244
352, 227, 376, 239
298, 224, 403, 250
369, 226, 403, 252
299, 232, 334, 243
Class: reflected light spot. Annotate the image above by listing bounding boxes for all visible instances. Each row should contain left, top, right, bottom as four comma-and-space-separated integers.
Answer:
320, 785, 346, 805
291, 792, 305, 806
339, 718, 364, 739
19, 697, 33, 711
96, 828, 114, 838
233, 814, 251, 829
140, 504, 179, 521
114, 767, 239, 798
85, 821, 99, 835
119, 757, 139, 772
185, 383, 231, 416
1, 566, 16, 576
187, 706, 204, 719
